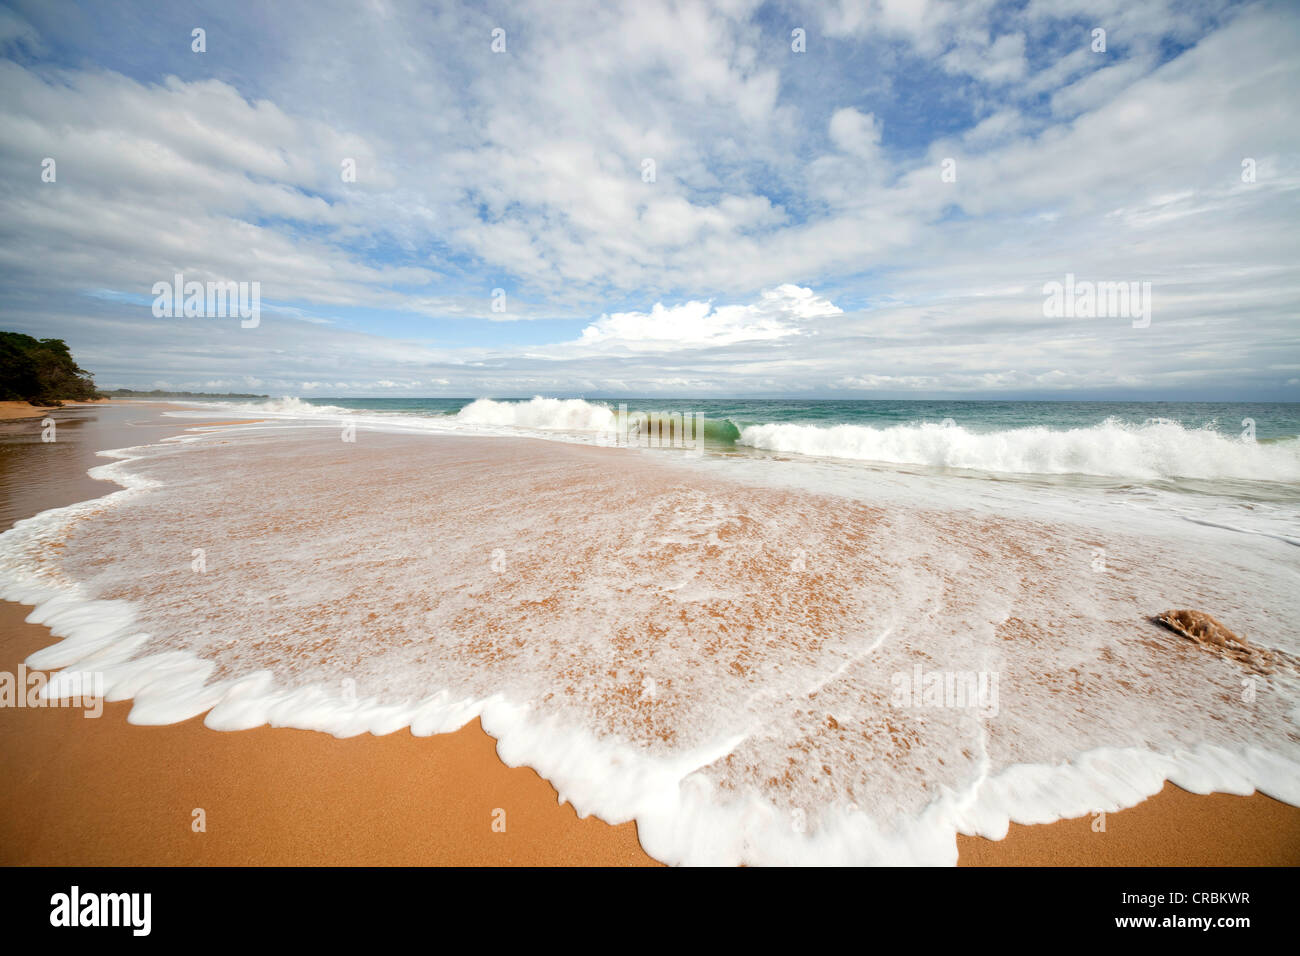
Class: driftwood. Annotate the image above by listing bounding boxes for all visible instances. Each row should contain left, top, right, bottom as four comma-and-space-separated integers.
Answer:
1154, 609, 1275, 675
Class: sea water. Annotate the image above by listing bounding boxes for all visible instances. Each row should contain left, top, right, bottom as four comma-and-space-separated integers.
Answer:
1, 397, 1297, 865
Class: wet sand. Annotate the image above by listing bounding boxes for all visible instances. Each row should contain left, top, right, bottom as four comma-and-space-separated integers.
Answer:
0, 402, 1296, 866
0, 399, 111, 421
0, 402, 656, 866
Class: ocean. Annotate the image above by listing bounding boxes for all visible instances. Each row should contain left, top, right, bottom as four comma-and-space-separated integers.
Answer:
214, 396, 1300, 543
1, 396, 1297, 864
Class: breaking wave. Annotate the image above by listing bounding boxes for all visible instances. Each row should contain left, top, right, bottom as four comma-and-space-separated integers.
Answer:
738, 418, 1300, 481
453, 397, 617, 431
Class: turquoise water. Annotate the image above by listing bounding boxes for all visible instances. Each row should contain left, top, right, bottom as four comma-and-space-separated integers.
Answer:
177, 396, 1300, 527
289, 397, 1300, 440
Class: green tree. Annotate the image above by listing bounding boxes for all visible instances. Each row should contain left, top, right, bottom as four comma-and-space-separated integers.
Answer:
0, 331, 101, 404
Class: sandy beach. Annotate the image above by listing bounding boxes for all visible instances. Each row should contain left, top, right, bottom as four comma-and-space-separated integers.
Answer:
0, 399, 111, 421
0, 598, 656, 866
1, 402, 1297, 866
0, 401, 659, 866
5, 0, 1300, 890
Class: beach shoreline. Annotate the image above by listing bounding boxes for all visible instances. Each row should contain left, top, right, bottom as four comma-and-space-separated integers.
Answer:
1, 403, 1296, 866
0, 402, 659, 866
0, 399, 113, 421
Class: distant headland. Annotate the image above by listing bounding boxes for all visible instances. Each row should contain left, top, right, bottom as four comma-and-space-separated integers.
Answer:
100, 389, 270, 400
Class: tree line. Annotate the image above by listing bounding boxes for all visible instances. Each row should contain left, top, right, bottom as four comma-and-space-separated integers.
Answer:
0, 331, 101, 405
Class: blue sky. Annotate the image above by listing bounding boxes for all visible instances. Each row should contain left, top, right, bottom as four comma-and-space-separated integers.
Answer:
0, 0, 1297, 398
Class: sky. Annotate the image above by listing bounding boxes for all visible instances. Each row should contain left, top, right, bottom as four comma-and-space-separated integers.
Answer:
0, 0, 1297, 399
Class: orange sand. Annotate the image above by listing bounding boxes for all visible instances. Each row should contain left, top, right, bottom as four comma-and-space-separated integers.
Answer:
0, 601, 656, 866
0, 398, 189, 423
0, 400, 111, 421
958, 783, 1300, 866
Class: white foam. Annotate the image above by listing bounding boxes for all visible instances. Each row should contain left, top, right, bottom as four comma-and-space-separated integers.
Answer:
453, 396, 617, 431
162, 395, 630, 448
739, 418, 1300, 481
2, 424, 1297, 866
162, 395, 354, 418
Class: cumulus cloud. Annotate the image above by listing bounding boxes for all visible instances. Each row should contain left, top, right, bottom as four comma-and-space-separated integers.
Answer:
578, 285, 841, 350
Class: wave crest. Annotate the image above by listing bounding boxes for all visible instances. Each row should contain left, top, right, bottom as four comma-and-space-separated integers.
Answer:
454, 397, 616, 431
737, 418, 1300, 480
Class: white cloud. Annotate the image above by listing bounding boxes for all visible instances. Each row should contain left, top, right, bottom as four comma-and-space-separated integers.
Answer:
942, 32, 1028, 85
578, 285, 841, 351
1, 0, 1296, 398
828, 107, 882, 161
